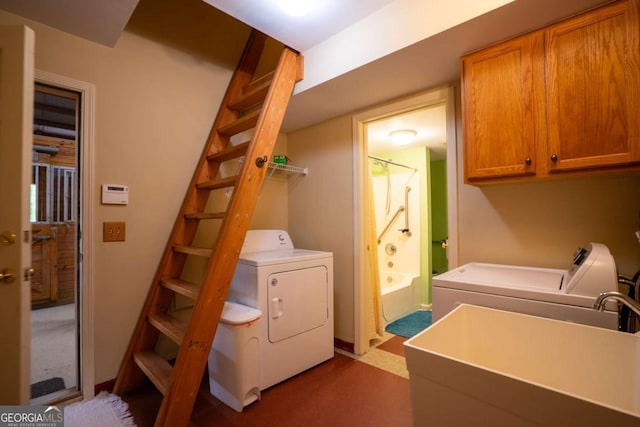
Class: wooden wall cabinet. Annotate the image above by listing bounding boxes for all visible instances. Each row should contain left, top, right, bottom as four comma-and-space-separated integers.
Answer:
462, 0, 640, 183
462, 33, 545, 180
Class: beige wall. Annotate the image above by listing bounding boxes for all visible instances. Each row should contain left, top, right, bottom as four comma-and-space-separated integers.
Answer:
289, 88, 640, 346
288, 115, 355, 343
457, 175, 640, 274
453, 85, 640, 276
0, 0, 289, 385
6, 0, 640, 382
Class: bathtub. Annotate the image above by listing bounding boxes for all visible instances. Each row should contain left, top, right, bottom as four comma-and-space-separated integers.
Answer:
380, 270, 419, 323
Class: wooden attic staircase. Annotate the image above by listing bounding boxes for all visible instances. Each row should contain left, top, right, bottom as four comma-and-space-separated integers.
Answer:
113, 31, 303, 427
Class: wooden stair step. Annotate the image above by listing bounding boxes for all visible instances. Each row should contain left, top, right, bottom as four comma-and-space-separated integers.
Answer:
217, 110, 259, 136
161, 278, 200, 300
228, 77, 272, 111
148, 312, 187, 345
243, 71, 274, 95
172, 245, 213, 257
207, 142, 249, 163
133, 351, 172, 395
183, 211, 225, 221
196, 175, 238, 191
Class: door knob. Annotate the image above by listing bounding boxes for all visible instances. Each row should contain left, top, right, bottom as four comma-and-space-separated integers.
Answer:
1, 231, 16, 246
0, 268, 16, 284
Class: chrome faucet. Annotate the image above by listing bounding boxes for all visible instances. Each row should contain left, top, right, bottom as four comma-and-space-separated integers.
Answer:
593, 291, 640, 317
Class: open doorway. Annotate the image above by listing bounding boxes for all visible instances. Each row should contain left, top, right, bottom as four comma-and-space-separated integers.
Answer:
352, 86, 458, 355
32, 70, 96, 403
30, 84, 80, 402
366, 104, 448, 325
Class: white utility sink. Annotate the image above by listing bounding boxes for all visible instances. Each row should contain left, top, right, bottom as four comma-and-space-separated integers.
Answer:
404, 304, 640, 426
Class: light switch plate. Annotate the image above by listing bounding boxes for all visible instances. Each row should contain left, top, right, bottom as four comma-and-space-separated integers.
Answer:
103, 222, 126, 242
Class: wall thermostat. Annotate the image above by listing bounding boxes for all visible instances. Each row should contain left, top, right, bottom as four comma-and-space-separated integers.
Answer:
102, 184, 129, 205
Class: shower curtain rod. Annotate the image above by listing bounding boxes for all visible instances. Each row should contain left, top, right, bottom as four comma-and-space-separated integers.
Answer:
368, 155, 418, 171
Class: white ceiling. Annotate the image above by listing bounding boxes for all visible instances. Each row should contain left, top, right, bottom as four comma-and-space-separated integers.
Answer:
280, 0, 608, 131
0, 0, 609, 156
0, 0, 139, 47
195, 0, 609, 150
200, 0, 460, 156
201, 0, 396, 52
367, 104, 447, 160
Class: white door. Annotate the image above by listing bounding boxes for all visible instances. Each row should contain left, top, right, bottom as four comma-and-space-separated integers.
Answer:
0, 25, 35, 405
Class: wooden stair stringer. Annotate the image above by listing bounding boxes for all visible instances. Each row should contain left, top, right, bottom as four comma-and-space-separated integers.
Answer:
112, 30, 268, 396
155, 47, 302, 427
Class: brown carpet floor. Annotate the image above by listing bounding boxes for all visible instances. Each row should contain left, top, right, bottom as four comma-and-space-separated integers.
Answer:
122, 351, 412, 427
376, 335, 407, 357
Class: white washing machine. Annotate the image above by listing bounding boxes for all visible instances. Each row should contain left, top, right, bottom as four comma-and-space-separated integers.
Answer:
433, 243, 619, 329
227, 229, 334, 390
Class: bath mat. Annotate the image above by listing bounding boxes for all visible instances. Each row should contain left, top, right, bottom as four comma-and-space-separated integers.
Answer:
64, 391, 136, 427
31, 377, 65, 398
385, 310, 432, 338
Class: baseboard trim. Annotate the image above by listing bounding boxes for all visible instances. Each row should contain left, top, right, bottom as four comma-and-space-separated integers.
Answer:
94, 379, 115, 395
334, 337, 354, 354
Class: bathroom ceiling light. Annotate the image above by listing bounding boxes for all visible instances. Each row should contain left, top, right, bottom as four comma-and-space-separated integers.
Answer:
389, 129, 417, 146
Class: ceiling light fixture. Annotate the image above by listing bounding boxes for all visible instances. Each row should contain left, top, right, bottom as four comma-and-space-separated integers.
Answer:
277, 0, 318, 17
389, 129, 417, 146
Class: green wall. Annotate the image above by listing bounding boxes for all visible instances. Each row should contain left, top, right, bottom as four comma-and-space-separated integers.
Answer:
430, 159, 448, 277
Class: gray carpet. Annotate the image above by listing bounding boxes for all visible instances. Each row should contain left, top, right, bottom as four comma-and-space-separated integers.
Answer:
31, 304, 77, 391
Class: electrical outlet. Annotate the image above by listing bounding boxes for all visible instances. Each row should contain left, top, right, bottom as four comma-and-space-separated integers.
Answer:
103, 222, 126, 242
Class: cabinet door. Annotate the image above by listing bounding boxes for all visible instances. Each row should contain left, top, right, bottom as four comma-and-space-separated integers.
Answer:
545, 0, 640, 173
462, 33, 545, 181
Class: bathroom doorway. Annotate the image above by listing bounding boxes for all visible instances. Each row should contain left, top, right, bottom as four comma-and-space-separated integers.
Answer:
352, 86, 458, 355
366, 104, 447, 326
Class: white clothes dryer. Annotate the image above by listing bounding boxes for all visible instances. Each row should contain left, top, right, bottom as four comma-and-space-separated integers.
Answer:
227, 229, 334, 390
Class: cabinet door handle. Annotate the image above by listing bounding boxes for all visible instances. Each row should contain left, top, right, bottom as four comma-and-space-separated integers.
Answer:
525, 157, 532, 166
550, 154, 558, 163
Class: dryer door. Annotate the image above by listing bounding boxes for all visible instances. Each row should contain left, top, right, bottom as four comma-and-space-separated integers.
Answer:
267, 266, 329, 343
